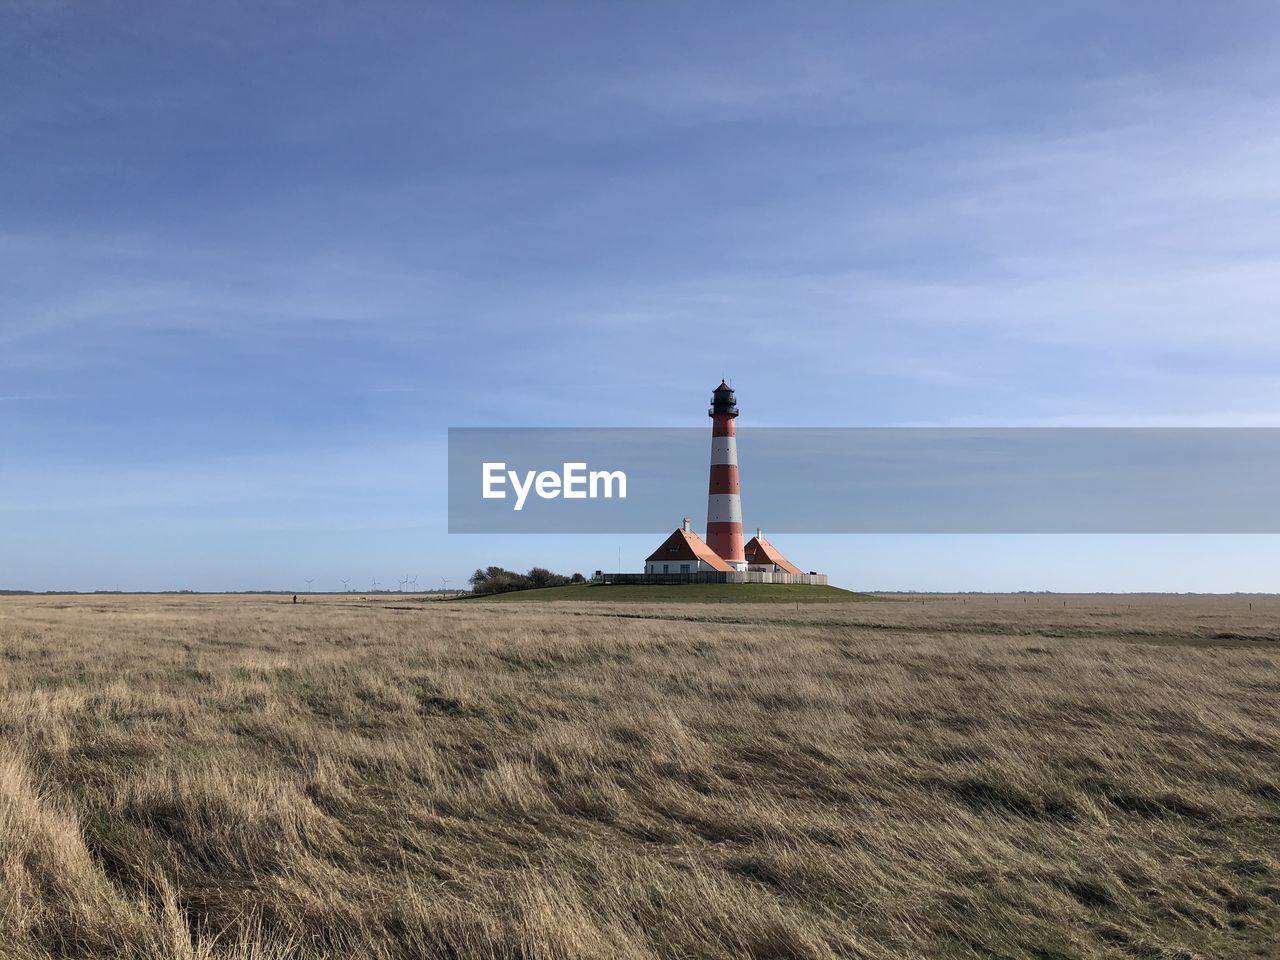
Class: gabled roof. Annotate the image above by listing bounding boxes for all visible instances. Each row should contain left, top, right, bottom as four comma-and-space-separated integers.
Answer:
743, 535, 803, 574
645, 527, 733, 571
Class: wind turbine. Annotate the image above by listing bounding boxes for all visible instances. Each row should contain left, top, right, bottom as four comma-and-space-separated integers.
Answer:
441, 577, 451, 596
370, 577, 379, 592
304, 578, 315, 593
341, 578, 351, 593
410, 576, 419, 593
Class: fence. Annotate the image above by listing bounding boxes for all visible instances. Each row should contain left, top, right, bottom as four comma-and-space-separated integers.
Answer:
735, 570, 828, 585
597, 571, 827, 586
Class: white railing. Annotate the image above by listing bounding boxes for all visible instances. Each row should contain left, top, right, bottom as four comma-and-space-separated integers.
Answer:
728, 571, 828, 585
595, 571, 828, 586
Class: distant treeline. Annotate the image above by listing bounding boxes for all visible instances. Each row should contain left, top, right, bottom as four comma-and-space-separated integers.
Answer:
469, 566, 586, 595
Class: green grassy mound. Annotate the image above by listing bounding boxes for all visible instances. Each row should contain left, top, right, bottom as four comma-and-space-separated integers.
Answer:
467, 582, 870, 602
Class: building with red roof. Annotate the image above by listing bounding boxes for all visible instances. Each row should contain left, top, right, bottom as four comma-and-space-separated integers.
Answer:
743, 529, 803, 574
644, 518, 733, 574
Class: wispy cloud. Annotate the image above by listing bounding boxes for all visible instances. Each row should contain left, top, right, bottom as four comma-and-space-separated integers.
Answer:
0, 393, 84, 402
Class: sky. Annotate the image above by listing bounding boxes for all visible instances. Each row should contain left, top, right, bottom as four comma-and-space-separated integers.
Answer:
3, 1, 1279, 592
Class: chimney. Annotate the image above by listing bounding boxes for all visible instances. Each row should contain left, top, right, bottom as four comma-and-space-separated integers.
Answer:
682, 517, 692, 533
756, 527, 762, 539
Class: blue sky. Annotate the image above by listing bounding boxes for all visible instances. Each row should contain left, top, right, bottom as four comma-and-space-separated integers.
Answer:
3, 1, 1279, 592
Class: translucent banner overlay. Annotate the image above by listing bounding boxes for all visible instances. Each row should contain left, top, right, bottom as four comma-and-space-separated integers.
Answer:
448, 428, 1280, 533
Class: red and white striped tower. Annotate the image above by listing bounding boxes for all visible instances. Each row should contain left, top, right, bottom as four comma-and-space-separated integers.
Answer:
706, 381, 747, 570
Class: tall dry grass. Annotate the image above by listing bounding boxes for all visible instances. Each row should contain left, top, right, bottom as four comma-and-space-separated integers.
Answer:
0, 593, 1277, 958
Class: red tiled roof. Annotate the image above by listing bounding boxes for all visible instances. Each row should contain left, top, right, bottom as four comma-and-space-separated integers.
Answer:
743, 535, 803, 574
645, 527, 733, 571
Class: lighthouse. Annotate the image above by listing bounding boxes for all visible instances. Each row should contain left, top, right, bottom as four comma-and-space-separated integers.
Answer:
706, 381, 747, 570
631, 379, 827, 587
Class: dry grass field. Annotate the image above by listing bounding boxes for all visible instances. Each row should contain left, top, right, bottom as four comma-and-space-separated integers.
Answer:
1, 593, 1277, 959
